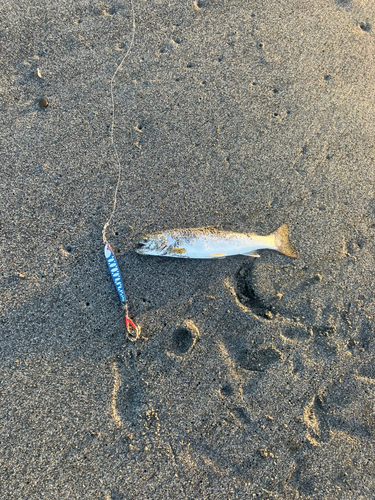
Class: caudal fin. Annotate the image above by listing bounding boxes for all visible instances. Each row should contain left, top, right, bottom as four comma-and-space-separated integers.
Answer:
272, 224, 297, 258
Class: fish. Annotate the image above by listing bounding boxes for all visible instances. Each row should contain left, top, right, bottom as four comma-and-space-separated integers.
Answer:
135, 224, 296, 259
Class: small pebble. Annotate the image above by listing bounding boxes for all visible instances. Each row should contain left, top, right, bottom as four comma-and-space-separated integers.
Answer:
39, 97, 48, 108
34, 68, 42, 78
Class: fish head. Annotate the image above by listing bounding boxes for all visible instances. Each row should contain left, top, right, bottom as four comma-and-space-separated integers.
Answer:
135, 233, 169, 256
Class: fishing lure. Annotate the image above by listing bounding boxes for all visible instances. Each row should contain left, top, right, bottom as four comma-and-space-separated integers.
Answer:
104, 242, 140, 341
101, 0, 139, 340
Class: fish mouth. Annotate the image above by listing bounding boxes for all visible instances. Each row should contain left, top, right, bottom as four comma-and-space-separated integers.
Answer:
135, 241, 168, 254
135, 241, 147, 253
135, 235, 168, 254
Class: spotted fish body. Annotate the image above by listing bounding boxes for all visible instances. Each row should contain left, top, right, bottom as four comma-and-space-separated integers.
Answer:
105, 243, 126, 302
136, 225, 296, 259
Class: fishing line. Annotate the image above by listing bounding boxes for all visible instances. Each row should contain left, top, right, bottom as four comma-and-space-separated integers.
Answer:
102, 0, 140, 341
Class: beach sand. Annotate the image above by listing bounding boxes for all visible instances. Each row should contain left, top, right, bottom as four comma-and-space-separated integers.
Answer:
1, 0, 375, 498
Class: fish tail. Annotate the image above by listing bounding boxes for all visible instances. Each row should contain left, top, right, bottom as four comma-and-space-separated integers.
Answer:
272, 224, 297, 258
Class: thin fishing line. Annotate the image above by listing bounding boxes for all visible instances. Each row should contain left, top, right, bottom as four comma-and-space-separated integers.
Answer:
102, 0, 136, 244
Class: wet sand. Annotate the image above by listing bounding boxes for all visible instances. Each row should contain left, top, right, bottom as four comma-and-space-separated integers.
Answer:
1, 0, 375, 498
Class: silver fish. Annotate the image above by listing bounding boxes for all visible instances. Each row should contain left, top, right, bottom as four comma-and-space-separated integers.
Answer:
136, 224, 296, 259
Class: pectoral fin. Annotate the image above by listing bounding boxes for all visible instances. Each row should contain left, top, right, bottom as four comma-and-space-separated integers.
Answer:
169, 247, 187, 254
241, 251, 260, 257
210, 253, 227, 259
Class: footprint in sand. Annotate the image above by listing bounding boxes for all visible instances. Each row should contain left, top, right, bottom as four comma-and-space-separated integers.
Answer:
111, 354, 143, 429
303, 373, 374, 446
233, 259, 375, 363
167, 320, 199, 357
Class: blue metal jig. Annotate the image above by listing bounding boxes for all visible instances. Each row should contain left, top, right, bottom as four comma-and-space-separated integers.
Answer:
104, 242, 139, 339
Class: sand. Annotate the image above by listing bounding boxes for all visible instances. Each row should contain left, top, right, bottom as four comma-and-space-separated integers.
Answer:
1, 0, 375, 498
